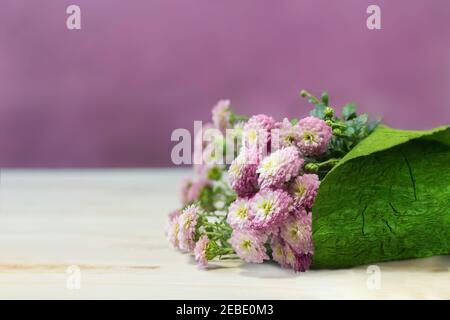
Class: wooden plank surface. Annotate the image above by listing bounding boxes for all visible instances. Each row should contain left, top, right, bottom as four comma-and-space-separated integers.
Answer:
0, 169, 449, 299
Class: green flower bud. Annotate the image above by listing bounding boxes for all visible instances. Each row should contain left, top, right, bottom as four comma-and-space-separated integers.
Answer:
324, 106, 334, 118
325, 119, 333, 127
207, 167, 222, 181
333, 128, 342, 136
305, 163, 319, 173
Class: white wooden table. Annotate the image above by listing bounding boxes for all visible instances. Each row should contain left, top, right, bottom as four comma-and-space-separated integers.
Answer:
0, 169, 448, 299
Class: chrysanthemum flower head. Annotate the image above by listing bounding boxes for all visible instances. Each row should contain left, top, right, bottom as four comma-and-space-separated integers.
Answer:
280, 212, 313, 255
288, 173, 320, 209
230, 229, 269, 263
194, 235, 210, 268
202, 139, 225, 169
245, 114, 278, 132
257, 147, 304, 189
270, 235, 312, 272
167, 211, 181, 249
193, 123, 214, 174
270, 236, 288, 267
284, 245, 313, 272
179, 177, 193, 204
177, 204, 200, 252
227, 198, 253, 230
212, 100, 232, 133
168, 209, 181, 222
226, 121, 246, 152
194, 122, 214, 152
184, 179, 211, 204
230, 121, 245, 140
249, 189, 292, 231
297, 116, 332, 156
228, 148, 259, 197
243, 114, 278, 155
278, 118, 302, 148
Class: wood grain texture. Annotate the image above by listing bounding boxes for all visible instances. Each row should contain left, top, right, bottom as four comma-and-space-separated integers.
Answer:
0, 169, 449, 299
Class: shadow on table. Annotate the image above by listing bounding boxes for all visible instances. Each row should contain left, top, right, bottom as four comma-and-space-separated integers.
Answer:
238, 261, 299, 279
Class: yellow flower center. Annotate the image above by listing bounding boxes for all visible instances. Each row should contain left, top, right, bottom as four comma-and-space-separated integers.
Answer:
286, 250, 295, 264
289, 226, 300, 239
259, 200, 274, 217
241, 239, 252, 250
288, 224, 307, 241
303, 131, 316, 143
236, 206, 248, 219
183, 217, 193, 230
295, 183, 306, 197
230, 163, 240, 176
285, 135, 295, 144
247, 129, 258, 143
275, 246, 284, 257
263, 159, 275, 171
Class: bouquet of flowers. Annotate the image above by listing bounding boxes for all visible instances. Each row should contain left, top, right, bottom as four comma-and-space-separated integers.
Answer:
167, 90, 450, 272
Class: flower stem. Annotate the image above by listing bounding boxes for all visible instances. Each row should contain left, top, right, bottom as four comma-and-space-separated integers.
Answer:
331, 122, 347, 128
201, 212, 225, 218
317, 158, 341, 168
205, 231, 223, 237
217, 248, 235, 255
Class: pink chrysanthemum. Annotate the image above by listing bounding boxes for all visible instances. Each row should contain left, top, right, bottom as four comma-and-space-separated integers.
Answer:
228, 148, 259, 197
249, 189, 292, 231
297, 116, 332, 156
270, 236, 288, 267
230, 229, 269, 263
288, 174, 320, 209
212, 100, 232, 133
278, 118, 302, 148
284, 245, 313, 272
185, 179, 211, 204
177, 205, 199, 252
257, 147, 303, 189
168, 209, 181, 222
201, 140, 224, 169
227, 198, 253, 230
194, 235, 210, 268
280, 213, 313, 255
167, 213, 181, 249
179, 177, 193, 204
245, 114, 278, 132
194, 122, 214, 151
243, 114, 278, 155
193, 123, 214, 174
291, 206, 308, 219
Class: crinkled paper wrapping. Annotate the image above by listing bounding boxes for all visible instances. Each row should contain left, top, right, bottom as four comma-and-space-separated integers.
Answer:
312, 125, 450, 268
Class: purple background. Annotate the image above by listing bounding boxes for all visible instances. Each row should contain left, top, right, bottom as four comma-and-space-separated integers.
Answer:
1, 0, 450, 167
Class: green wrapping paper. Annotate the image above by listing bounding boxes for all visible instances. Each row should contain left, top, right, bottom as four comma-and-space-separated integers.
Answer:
312, 125, 450, 268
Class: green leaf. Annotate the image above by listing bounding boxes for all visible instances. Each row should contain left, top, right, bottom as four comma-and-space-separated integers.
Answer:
353, 113, 368, 127
344, 126, 355, 137
290, 118, 299, 125
312, 125, 450, 269
342, 103, 357, 120
310, 104, 326, 119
